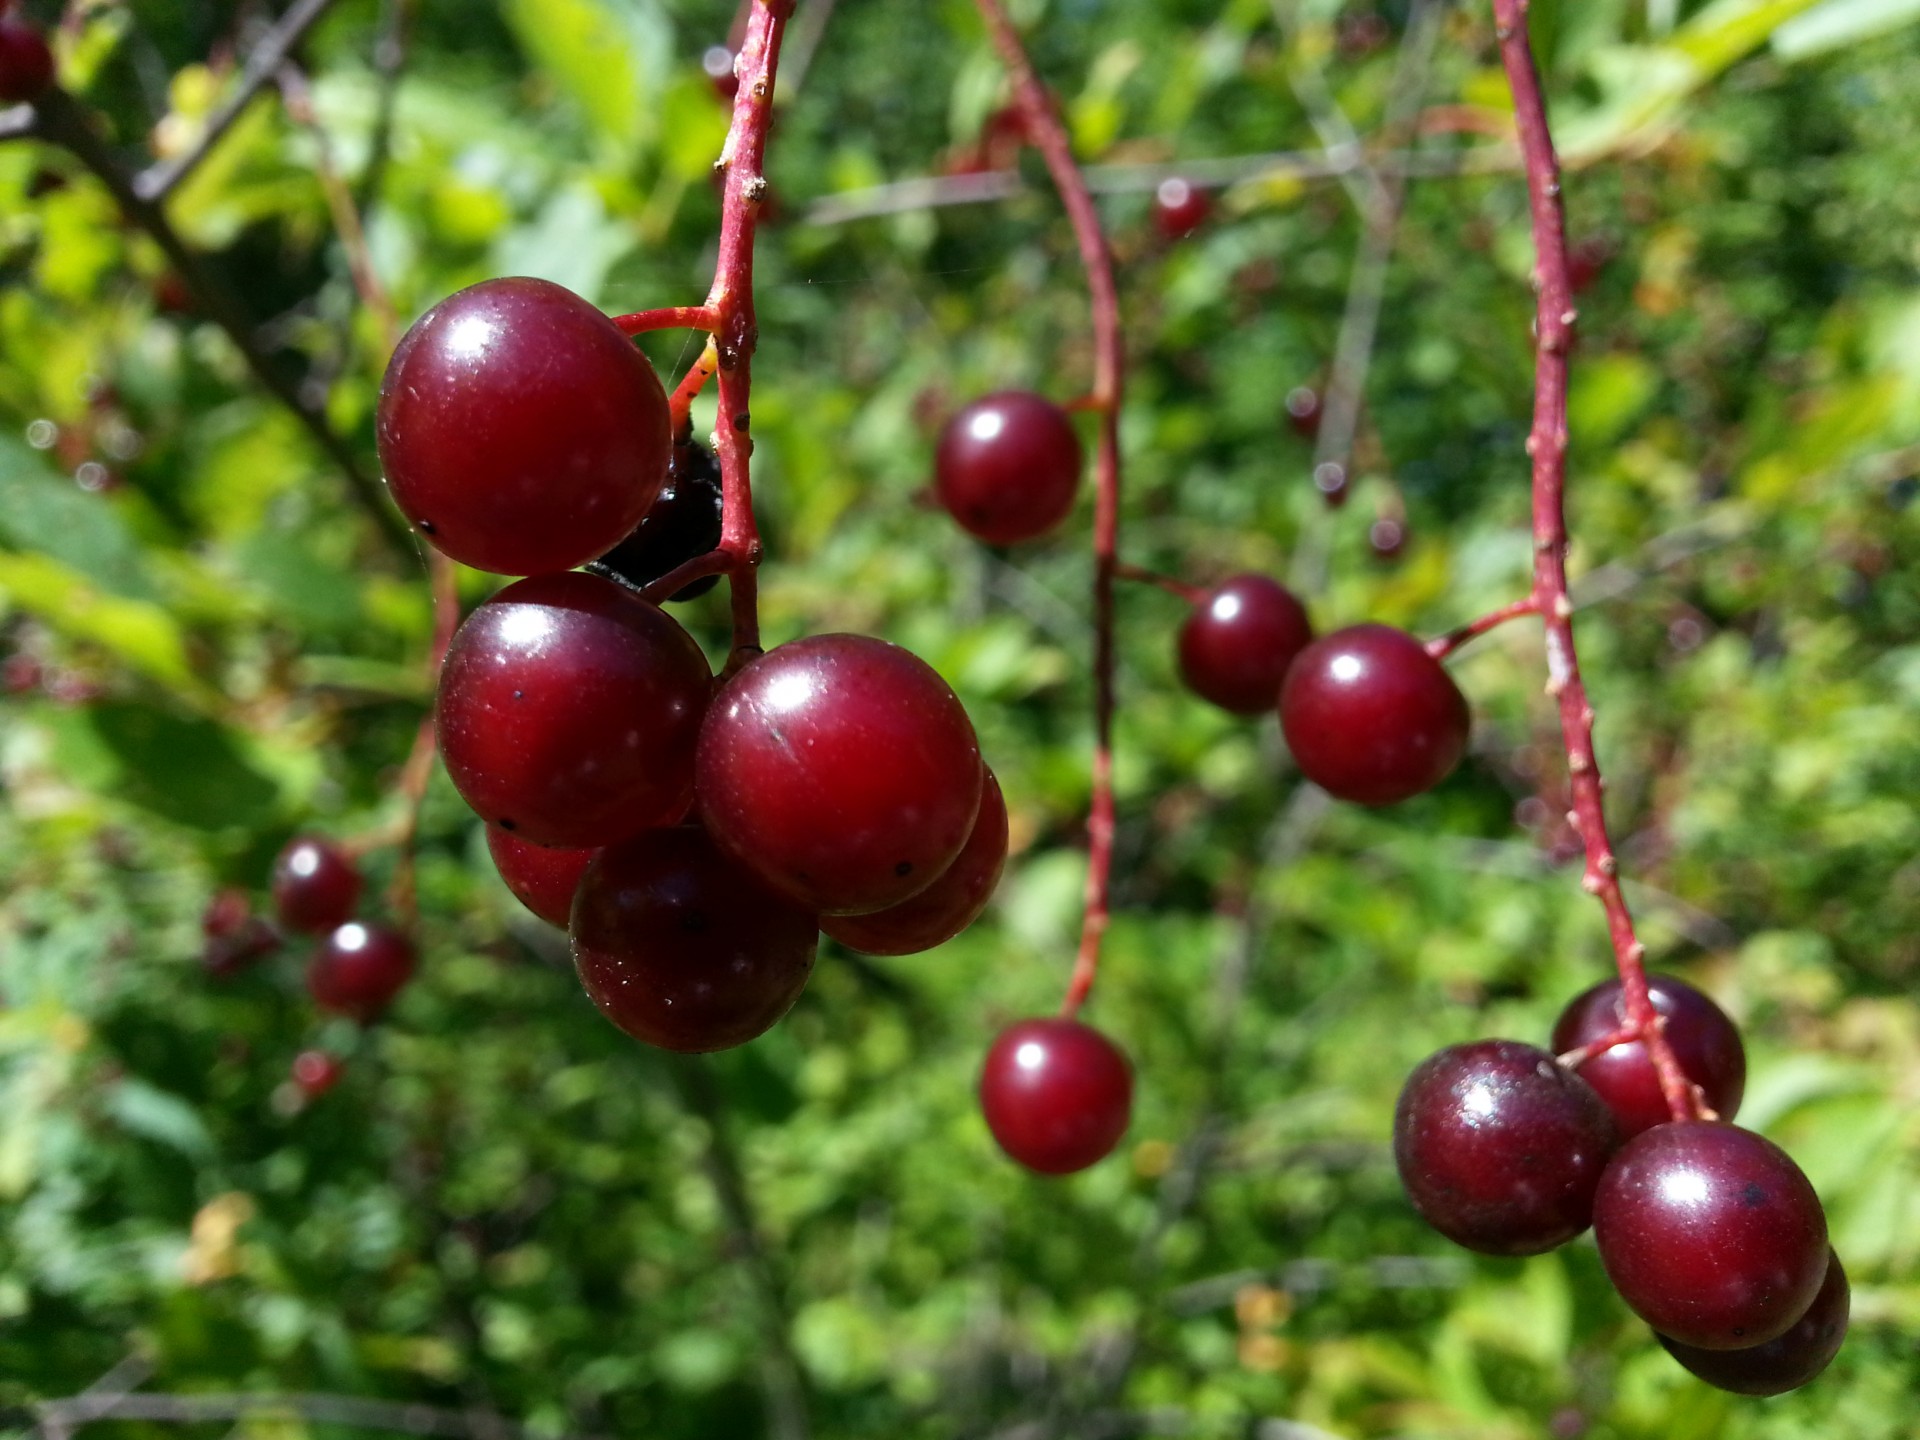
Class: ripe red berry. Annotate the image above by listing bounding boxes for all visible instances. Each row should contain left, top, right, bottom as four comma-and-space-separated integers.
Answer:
270, 837, 363, 935
0, 18, 54, 105
1593, 1121, 1829, 1350
202, 889, 280, 978
696, 634, 983, 915
1279, 623, 1470, 804
822, 768, 1008, 955
436, 572, 710, 849
1551, 974, 1746, 1140
571, 827, 818, 1053
1368, 517, 1408, 560
308, 922, 417, 1024
586, 441, 723, 602
376, 277, 669, 575
1177, 574, 1314, 716
1393, 1040, 1619, 1256
1659, 1249, 1849, 1395
979, 1018, 1133, 1175
291, 1050, 345, 1099
934, 391, 1083, 546
702, 44, 738, 100
486, 826, 597, 929
1152, 176, 1210, 241
1284, 386, 1322, 440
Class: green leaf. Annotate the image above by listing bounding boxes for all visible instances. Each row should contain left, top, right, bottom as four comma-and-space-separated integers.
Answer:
0, 434, 156, 601
0, 552, 216, 707
83, 703, 281, 831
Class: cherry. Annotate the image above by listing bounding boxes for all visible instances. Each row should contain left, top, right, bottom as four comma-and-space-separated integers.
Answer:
486, 826, 597, 929
376, 277, 669, 575
934, 391, 1083, 546
1177, 573, 1314, 716
436, 571, 710, 849
1659, 1249, 1849, 1395
1551, 974, 1746, 1139
696, 633, 983, 915
291, 1050, 345, 1099
1152, 177, 1210, 241
822, 768, 1008, 955
1368, 517, 1408, 560
1393, 1040, 1618, 1256
702, 44, 738, 100
1279, 623, 1470, 805
979, 1018, 1133, 1175
271, 836, 363, 935
1593, 1121, 1829, 1350
571, 827, 818, 1053
201, 888, 279, 978
1284, 386, 1322, 440
308, 922, 417, 1024
586, 441, 723, 602
0, 17, 53, 105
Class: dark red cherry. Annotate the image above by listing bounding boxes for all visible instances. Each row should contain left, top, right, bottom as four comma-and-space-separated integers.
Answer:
1152, 177, 1211, 241
308, 922, 417, 1024
1284, 386, 1322, 440
376, 277, 669, 575
979, 1018, 1132, 1175
1368, 517, 1408, 560
822, 768, 1008, 955
1393, 1040, 1619, 1256
436, 571, 710, 849
1551, 974, 1746, 1139
571, 827, 818, 1053
1659, 1249, 1849, 1395
1593, 1121, 1829, 1350
291, 1050, 345, 1099
271, 836, 363, 935
934, 391, 1083, 546
486, 826, 597, 929
585, 441, 723, 602
0, 18, 54, 104
1280, 623, 1470, 804
201, 889, 279, 978
702, 44, 738, 100
1177, 573, 1314, 715
696, 634, 983, 915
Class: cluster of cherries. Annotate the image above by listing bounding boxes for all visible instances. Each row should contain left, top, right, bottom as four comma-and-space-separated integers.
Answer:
1395, 976, 1848, 1395
374, 276, 1013, 1057
203, 835, 415, 1101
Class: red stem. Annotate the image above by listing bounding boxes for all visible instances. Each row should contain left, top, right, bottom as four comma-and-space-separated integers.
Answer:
611, 305, 719, 336
670, 337, 722, 442
972, 0, 1124, 1020
1493, 0, 1698, 1123
1114, 561, 1205, 606
700, 0, 792, 664
1425, 594, 1538, 660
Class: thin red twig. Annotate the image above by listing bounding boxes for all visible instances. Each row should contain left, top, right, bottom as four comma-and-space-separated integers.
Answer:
612, 305, 720, 336
1425, 594, 1538, 661
1114, 562, 1205, 606
1492, 0, 1699, 1123
971, 0, 1123, 1019
670, 337, 722, 441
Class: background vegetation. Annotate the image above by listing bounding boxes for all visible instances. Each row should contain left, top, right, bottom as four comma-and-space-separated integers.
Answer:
1, 0, 1917, 1436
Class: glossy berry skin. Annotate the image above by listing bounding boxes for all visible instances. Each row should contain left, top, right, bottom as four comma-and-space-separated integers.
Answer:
291, 1050, 345, 1099
0, 18, 54, 104
571, 827, 818, 1053
436, 572, 710, 849
308, 922, 417, 1024
823, 768, 1008, 955
271, 837, 363, 935
934, 391, 1083, 546
697, 634, 983, 915
1280, 623, 1470, 805
1594, 1121, 1829, 1350
1552, 974, 1746, 1139
1177, 574, 1314, 715
1660, 1249, 1849, 1395
486, 826, 597, 929
586, 441, 722, 602
1152, 177, 1210, 241
979, 1018, 1133, 1175
1394, 1040, 1619, 1256
376, 277, 669, 575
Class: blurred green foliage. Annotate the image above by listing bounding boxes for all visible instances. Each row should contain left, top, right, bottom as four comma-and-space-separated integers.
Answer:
1, 1, 1917, 1437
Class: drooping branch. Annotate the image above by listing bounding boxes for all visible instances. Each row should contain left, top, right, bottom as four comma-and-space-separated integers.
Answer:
970, 0, 1125, 1018
1491, 0, 1700, 1122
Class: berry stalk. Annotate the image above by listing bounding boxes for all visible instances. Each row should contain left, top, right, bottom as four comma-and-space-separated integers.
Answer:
971, 0, 1125, 1018
1491, 0, 1699, 1123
